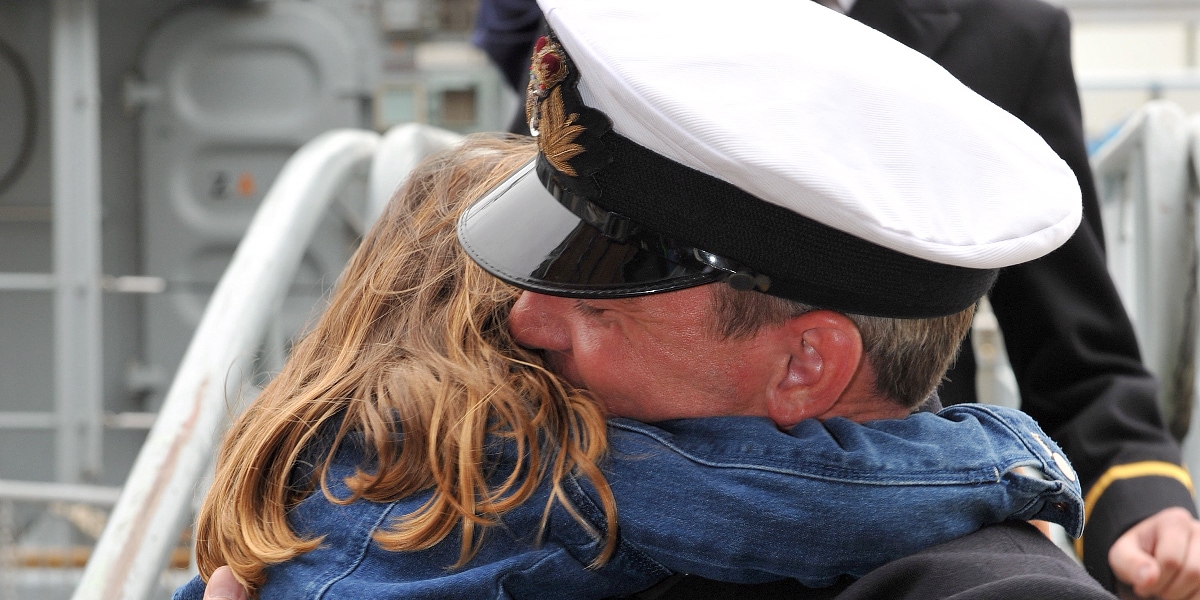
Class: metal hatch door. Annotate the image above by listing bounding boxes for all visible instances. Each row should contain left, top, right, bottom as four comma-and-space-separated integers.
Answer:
136, 2, 374, 409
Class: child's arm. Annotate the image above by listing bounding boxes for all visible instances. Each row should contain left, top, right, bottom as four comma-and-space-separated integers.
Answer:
595, 403, 1082, 587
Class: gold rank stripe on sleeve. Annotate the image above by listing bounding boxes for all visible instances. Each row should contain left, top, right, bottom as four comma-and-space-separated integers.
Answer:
1074, 461, 1195, 559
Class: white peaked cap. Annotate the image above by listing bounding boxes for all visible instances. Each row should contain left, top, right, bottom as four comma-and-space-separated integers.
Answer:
542, 0, 1080, 268
457, 0, 1083, 318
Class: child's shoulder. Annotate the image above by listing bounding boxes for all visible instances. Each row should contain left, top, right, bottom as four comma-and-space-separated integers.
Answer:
172, 575, 205, 600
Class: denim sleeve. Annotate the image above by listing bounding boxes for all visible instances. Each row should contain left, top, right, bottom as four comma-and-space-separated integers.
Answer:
173, 575, 205, 600
597, 404, 1083, 588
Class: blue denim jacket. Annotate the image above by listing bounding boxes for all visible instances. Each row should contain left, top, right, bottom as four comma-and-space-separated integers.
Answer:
176, 404, 1083, 600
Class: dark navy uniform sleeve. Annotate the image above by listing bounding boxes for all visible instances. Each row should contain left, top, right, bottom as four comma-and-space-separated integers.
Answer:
847, 0, 1197, 589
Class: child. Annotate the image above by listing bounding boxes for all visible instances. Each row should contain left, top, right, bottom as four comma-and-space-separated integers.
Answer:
177, 136, 1081, 600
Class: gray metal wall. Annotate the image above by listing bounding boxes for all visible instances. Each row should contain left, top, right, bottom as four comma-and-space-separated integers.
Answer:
0, 0, 505, 495
0, 1, 57, 483
135, 2, 372, 414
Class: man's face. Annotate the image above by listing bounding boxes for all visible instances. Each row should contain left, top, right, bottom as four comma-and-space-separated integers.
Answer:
507, 285, 781, 421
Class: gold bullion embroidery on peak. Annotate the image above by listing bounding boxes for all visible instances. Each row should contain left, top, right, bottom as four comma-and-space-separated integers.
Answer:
538, 86, 586, 176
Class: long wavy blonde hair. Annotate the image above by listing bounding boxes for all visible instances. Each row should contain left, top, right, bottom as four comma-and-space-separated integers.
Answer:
195, 134, 616, 592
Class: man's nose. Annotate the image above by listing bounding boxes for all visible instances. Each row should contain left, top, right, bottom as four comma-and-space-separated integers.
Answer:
508, 291, 573, 352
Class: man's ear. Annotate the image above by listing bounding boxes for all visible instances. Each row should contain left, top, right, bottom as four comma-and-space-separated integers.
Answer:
766, 310, 863, 428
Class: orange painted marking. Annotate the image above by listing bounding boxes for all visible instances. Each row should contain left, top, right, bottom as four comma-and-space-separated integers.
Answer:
236, 171, 257, 197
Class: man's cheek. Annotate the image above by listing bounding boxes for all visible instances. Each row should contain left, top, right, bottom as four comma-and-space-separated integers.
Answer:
544, 352, 584, 389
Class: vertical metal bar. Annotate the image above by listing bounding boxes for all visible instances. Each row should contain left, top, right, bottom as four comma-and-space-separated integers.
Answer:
0, 500, 14, 600
51, 0, 104, 482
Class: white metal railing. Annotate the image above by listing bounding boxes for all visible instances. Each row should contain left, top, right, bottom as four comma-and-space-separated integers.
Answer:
1179, 115, 1200, 479
1091, 100, 1197, 440
0, 481, 121, 506
69, 124, 462, 600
